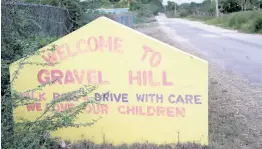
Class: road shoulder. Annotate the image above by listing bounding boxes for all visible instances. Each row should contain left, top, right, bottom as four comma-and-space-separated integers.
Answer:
136, 25, 262, 149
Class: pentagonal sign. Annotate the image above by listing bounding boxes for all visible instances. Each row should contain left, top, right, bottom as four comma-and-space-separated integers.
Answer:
10, 17, 208, 145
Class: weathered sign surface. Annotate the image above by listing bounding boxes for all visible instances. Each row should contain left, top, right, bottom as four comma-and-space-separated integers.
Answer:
10, 17, 208, 145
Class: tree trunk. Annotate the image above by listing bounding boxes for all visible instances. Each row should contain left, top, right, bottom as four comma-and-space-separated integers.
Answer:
244, 0, 247, 11
127, 0, 132, 8
215, 0, 219, 17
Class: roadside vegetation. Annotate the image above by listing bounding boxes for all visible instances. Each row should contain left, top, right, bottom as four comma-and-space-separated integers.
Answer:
206, 10, 262, 33
56, 141, 209, 149
129, 0, 163, 23
165, 0, 262, 33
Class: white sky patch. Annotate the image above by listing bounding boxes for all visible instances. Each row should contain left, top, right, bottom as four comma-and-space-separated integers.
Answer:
163, 0, 204, 5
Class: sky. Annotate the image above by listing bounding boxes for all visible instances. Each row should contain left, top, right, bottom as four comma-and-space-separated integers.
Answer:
162, 0, 204, 5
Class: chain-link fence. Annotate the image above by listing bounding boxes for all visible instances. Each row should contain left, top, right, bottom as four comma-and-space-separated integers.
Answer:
2, 2, 70, 37
2, 2, 136, 39
106, 12, 136, 27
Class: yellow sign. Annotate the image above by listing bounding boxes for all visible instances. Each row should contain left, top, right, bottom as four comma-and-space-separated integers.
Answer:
10, 17, 208, 145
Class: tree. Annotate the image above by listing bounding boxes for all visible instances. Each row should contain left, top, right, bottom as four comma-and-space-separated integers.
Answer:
113, 0, 128, 8
248, 0, 262, 9
130, 0, 163, 16
215, 0, 219, 17
167, 1, 176, 11
220, 0, 241, 13
109, 0, 121, 2
127, 0, 132, 7
236, 0, 259, 11
200, 0, 216, 15
254, 0, 262, 9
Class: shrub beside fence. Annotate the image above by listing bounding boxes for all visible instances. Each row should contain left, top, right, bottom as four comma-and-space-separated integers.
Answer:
2, 3, 136, 38
2, 2, 70, 37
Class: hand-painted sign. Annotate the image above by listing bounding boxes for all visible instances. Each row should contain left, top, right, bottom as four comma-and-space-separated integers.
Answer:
10, 17, 208, 145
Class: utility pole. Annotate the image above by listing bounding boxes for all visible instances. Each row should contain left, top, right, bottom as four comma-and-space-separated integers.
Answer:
215, 0, 219, 17
174, 0, 177, 15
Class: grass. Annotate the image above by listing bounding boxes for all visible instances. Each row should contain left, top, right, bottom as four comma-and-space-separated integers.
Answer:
188, 11, 262, 34
187, 15, 214, 21
53, 141, 209, 149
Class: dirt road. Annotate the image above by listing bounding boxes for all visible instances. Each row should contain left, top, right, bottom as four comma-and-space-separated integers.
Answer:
135, 18, 262, 149
155, 14, 262, 86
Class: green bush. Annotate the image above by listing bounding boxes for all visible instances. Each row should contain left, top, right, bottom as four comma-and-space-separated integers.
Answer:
179, 9, 190, 18
113, 0, 128, 8
137, 4, 154, 17
130, 0, 163, 18
252, 14, 262, 33
226, 11, 262, 33
205, 11, 262, 33
227, 12, 248, 28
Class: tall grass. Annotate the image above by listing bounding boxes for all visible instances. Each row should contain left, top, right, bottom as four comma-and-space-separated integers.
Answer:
62, 141, 209, 149
205, 11, 262, 33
